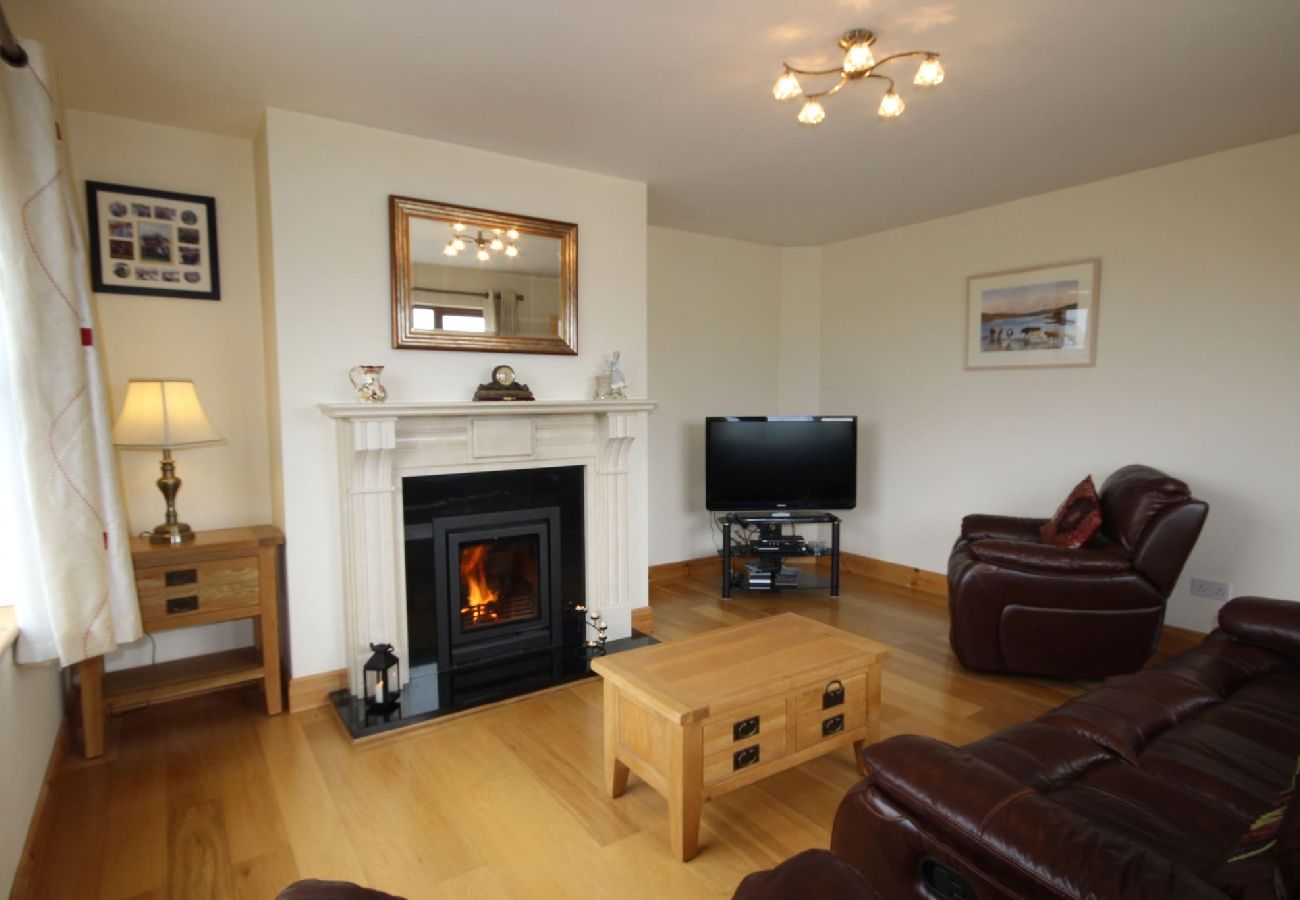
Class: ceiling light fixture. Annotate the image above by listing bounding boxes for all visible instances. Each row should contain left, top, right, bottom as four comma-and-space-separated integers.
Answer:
773, 28, 945, 126
443, 222, 521, 262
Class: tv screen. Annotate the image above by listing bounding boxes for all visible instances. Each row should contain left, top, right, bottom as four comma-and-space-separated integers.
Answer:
705, 416, 857, 511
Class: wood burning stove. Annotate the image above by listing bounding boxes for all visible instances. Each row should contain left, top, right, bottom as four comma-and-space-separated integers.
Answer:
431, 506, 564, 704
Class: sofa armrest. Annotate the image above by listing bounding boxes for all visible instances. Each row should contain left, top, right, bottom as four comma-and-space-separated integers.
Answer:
859, 735, 1223, 899
968, 539, 1132, 575
1219, 596, 1300, 658
731, 849, 870, 900
961, 514, 1049, 543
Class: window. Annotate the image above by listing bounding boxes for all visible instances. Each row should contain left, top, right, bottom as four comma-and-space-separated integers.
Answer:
412, 305, 487, 333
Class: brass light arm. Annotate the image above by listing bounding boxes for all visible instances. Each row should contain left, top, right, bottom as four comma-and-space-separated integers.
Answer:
804, 74, 850, 100
863, 72, 896, 93
865, 50, 940, 73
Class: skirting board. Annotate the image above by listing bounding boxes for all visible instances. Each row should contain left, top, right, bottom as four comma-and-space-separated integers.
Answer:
288, 668, 348, 713
10, 721, 67, 899
630, 605, 654, 634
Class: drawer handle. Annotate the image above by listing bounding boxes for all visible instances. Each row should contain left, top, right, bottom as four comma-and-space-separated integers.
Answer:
165, 568, 198, 587
166, 595, 199, 614
733, 746, 760, 771
732, 715, 760, 741
822, 679, 845, 709
822, 714, 845, 737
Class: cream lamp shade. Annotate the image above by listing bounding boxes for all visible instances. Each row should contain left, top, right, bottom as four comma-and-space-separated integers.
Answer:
113, 379, 223, 449
112, 379, 223, 544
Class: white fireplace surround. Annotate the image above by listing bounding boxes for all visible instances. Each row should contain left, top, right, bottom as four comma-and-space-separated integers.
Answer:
320, 399, 656, 695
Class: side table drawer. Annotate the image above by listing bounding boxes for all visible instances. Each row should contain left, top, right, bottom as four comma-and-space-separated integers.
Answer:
137, 555, 261, 625
794, 672, 867, 751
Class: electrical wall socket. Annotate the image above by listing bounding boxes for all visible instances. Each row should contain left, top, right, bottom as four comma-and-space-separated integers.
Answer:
1190, 577, 1230, 602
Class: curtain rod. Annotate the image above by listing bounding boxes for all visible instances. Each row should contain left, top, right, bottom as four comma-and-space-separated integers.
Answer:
0, 1, 28, 68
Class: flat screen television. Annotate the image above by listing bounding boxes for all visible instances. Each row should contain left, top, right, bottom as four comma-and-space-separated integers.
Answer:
705, 416, 857, 511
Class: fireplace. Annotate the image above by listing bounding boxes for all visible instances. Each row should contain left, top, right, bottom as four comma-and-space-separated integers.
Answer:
406, 466, 586, 710
320, 399, 656, 738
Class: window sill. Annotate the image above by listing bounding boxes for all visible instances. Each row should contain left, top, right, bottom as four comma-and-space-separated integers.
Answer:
0, 606, 17, 660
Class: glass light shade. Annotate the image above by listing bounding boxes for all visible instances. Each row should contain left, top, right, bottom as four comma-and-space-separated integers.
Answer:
505, 244, 519, 257
476, 248, 490, 262
489, 237, 504, 251
772, 70, 802, 101
914, 56, 944, 87
452, 223, 466, 232
451, 236, 466, 251
442, 243, 458, 256
878, 90, 905, 118
842, 41, 875, 74
797, 98, 826, 125
506, 228, 520, 240
113, 380, 223, 449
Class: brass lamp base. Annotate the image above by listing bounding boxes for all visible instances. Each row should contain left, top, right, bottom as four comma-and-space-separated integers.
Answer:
148, 521, 195, 544
150, 448, 197, 544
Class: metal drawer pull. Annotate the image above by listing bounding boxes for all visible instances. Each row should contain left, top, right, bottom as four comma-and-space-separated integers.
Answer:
822, 679, 845, 709
732, 715, 760, 741
166, 595, 199, 614
822, 713, 845, 736
165, 568, 198, 586
733, 746, 760, 771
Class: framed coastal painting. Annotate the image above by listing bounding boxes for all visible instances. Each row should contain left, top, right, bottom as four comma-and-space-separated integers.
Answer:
965, 259, 1099, 369
85, 181, 220, 300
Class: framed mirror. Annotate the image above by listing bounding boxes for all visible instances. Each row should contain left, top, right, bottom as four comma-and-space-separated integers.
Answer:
390, 195, 578, 354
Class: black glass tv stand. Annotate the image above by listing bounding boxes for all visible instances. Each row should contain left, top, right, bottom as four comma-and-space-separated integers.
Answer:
719, 512, 840, 598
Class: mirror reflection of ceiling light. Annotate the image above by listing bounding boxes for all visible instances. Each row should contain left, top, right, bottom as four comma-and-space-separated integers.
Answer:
772, 28, 944, 126
442, 224, 521, 262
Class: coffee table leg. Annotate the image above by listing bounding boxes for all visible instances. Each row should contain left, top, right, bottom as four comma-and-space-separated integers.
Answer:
669, 721, 704, 861
603, 680, 630, 798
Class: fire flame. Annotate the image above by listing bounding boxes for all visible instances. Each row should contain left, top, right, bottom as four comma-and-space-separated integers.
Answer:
460, 543, 499, 624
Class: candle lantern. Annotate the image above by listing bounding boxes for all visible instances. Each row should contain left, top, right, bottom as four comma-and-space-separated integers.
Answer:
363, 642, 400, 716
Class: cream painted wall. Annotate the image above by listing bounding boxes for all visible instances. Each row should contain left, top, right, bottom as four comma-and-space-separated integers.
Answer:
777, 247, 822, 415
646, 227, 783, 565
65, 111, 271, 670
819, 134, 1300, 632
258, 109, 648, 678
0, 652, 61, 894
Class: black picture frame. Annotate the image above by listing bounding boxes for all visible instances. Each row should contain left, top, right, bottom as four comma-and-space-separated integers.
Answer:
85, 180, 220, 300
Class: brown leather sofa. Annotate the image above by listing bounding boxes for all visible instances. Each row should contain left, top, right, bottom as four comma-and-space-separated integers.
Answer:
948, 465, 1208, 678
734, 596, 1300, 899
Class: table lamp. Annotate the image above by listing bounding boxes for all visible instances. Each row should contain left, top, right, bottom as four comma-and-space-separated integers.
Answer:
112, 379, 224, 544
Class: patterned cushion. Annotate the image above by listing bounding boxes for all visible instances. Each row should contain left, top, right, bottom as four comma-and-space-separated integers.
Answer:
1040, 475, 1103, 549
1226, 756, 1300, 863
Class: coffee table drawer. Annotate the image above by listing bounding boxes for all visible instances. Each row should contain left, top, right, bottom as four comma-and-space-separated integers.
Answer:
702, 698, 787, 785
794, 673, 867, 751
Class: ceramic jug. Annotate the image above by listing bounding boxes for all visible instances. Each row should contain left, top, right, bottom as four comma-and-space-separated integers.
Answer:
349, 365, 388, 403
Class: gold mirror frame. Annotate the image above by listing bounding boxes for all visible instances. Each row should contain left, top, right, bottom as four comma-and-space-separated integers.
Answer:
390, 195, 578, 354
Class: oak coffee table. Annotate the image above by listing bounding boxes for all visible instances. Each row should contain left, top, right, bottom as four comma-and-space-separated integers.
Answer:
591, 613, 890, 860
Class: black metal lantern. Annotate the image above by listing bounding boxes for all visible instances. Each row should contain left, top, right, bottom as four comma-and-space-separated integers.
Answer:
363, 642, 400, 716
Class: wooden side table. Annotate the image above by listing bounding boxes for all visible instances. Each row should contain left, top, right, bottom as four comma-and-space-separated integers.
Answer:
78, 525, 284, 758
591, 613, 890, 860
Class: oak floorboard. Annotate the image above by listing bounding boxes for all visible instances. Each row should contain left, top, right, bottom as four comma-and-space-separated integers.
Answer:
23, 569, 1202, 899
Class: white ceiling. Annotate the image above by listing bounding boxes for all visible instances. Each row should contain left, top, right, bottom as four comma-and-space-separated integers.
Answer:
13, 0, 1300, 245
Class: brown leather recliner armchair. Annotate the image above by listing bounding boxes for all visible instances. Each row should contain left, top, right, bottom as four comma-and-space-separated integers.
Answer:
948, 465, 1208, 678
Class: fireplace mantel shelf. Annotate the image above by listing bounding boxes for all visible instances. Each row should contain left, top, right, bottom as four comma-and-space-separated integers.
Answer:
320, 399, 657, 419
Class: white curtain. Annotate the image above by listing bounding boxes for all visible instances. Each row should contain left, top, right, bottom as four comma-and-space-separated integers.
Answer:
0, 40, 140, 666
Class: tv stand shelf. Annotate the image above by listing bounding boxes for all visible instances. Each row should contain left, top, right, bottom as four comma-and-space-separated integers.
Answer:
719, 512, 840, 598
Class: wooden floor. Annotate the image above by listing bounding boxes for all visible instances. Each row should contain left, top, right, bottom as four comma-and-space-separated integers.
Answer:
22, 572, 1200, 899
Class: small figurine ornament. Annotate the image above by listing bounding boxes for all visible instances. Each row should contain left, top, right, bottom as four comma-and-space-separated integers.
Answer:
607, 351, 628, 400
